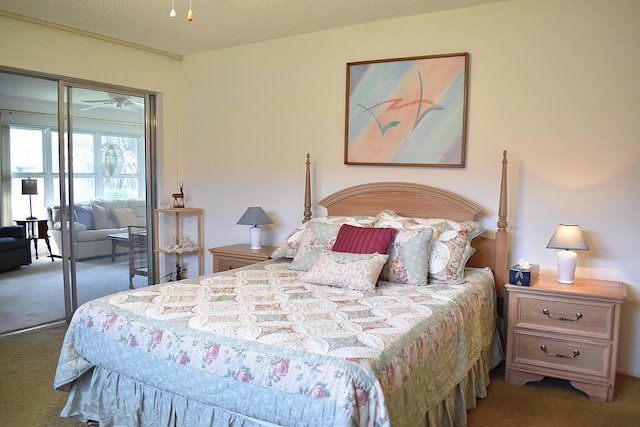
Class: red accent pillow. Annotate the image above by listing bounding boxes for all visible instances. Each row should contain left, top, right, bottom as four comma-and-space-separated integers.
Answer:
332, 224, 396, 254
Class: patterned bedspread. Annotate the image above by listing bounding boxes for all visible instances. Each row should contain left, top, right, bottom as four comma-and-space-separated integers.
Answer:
55, 259, 498, 427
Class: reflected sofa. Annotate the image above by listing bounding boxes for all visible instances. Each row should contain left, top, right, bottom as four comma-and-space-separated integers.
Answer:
0, 225, 31, 272
47, 199, 146, 260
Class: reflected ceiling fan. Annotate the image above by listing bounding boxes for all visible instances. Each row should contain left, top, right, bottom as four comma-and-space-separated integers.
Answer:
80, 93, 144, 111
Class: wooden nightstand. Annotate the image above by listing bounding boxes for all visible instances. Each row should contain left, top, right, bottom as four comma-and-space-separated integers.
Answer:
505, 275, 627, 402
209, 244, 276, 273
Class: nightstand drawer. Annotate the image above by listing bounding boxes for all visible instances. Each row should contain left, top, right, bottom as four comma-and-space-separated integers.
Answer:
513, 332, 611, 378
215, 257, 253, 271
516, 297, 613, 340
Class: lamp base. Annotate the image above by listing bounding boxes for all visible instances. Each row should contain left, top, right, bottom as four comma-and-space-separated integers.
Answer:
27, 196, 36, 221
556, 249, 577, 284
249, 226, 262, 250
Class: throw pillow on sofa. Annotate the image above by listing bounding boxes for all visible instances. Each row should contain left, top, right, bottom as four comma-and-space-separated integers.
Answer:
74, 204, 95, 230
111, 208, 140, 228
91, 204, 110, 229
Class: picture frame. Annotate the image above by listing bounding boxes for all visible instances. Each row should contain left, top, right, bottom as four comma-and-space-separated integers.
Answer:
344, 52, 469, 167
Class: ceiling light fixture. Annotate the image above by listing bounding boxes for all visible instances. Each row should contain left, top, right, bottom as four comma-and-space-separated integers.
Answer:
169, 0, 193, 21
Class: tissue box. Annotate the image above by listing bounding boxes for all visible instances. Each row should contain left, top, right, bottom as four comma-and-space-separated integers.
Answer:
509, 264, 539, 286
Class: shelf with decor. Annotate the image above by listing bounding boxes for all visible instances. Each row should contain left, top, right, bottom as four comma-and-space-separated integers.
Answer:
153, 207, 203, 282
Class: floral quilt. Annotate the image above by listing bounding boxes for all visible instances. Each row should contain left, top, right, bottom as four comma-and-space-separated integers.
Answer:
55, 259, 497, 427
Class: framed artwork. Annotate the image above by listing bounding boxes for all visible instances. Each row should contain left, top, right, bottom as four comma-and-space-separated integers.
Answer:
344, 52, 469, 167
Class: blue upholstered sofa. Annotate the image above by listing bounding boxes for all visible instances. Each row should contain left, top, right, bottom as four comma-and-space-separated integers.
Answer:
0, 225, 31, 272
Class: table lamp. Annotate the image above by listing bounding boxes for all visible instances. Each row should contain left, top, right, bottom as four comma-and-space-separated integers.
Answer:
21, 178, 38, 220
237, 207, 273, 250
546, 224, 588, 284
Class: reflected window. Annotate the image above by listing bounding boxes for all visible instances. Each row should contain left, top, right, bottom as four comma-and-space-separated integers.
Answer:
51, 131, 94, 174
10, 128, 43, 173
101, 135, 142, 176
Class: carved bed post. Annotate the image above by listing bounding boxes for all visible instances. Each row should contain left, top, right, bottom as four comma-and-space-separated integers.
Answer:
303, 153, 312, 223
494, 150, 509, 298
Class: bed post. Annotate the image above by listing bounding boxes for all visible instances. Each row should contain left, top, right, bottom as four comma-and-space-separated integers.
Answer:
494, 150, 508, 299
303, 153, 312, 223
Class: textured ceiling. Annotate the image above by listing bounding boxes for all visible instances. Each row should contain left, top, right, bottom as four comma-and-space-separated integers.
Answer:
0, 0, 507, 58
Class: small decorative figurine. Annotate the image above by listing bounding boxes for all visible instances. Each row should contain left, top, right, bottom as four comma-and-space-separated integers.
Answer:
172, 183, 184, 208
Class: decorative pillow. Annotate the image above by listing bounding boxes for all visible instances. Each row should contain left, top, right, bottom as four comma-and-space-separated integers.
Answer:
289, 248, 325, 271
302, 251, 389, 291
290, 222, 383, 271
74, 204, 95, 230
311, 215, 375, 227
374, 210, 484, 284
332, 224, 396, 254
380, 227, 434, 286
91, 204, 110, 229
270, 222, 309, 259
111, 208, 140, 228
49, 206, 62, 224
288, 223, 343, 271
270, 215, 374, 259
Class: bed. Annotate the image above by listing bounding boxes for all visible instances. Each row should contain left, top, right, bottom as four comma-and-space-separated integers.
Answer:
55, 151, 509, 427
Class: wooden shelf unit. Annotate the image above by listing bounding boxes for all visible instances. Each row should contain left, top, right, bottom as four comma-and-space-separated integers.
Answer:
153, 207, 203, 281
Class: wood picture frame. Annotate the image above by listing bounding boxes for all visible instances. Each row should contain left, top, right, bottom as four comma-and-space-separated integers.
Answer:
344, 52, 469, 167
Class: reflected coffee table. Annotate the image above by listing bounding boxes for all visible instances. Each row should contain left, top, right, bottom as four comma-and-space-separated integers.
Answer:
107, 227, 147, 288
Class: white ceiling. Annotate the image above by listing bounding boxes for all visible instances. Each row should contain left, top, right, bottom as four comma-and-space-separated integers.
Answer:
0, 0, 506, 57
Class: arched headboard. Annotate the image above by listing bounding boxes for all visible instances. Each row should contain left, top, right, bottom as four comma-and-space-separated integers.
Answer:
304, 151, 509, 298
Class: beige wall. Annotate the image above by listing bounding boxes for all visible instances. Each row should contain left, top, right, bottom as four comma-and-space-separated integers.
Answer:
180, 0, 639, 376
0, 16, 182, 204
1, 0, 638, 377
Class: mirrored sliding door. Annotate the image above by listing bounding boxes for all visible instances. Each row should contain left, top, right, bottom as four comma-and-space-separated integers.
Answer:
0, 73, 62, 333
59, 85, 152, 312
0, 70, 156, 334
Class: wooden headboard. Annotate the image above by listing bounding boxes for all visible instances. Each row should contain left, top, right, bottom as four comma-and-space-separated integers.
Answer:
302, 151, 509, 298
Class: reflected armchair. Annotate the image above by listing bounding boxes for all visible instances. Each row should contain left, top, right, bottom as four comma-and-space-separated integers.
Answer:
0, 226, 32, 272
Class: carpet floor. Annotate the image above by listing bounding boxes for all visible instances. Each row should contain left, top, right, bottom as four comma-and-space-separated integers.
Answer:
0, 253, 149, 334
0, 324, 638, 427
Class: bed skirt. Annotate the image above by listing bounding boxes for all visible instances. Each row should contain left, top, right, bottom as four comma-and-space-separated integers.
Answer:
60, 333, 503, 427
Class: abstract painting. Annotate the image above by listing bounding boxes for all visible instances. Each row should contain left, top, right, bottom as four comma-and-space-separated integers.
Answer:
344, 53, 469, 167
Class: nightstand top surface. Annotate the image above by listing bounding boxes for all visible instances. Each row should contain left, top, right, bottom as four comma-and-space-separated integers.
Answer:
208, 244, 275, 257
506, 274, 627, 301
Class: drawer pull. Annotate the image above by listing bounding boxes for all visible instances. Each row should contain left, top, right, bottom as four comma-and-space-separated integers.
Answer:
540, 345, 580, 359
542, 308, 582, 322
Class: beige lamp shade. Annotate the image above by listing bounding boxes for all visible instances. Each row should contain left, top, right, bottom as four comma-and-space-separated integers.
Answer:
546, 224, 588, 284
546, 224, 588, 251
